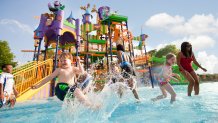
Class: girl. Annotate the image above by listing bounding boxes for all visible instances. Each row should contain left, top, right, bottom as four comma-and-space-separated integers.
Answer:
177, 42, 207, 96
152, 53, 180, 104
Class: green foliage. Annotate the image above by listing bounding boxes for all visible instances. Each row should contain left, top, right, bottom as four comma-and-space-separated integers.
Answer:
148, 49, 157, 57
0, 40, 17, 68
155, 45, 179, 58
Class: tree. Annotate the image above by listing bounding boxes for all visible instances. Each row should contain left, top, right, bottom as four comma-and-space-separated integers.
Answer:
0, 40, 17, 68
155, 45, 179, 58
148, 49, 157, 57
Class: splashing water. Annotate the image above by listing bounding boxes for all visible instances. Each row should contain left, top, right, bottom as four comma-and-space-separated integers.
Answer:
54, 59, 139, 123
1, 58, 218, 123
1, 83, 218, 123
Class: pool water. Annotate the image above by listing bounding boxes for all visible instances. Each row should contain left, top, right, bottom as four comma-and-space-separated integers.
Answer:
1, 82, 218, 123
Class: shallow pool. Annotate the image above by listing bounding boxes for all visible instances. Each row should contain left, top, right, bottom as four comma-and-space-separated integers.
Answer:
1, 82, 218, 123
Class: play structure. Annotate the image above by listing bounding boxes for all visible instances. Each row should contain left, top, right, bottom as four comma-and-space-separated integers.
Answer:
13, 1, 154, 102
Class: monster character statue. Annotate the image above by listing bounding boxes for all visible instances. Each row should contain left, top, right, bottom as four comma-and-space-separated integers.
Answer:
98, 6, 110, 20
48, 1, 65, 12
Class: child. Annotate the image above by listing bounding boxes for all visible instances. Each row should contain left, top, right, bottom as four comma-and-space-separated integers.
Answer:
116, 44, 140, 100
152, 53, 180, 104
0, 64, 19, 108
32, 53, 99, 109
177, 42, 207, 96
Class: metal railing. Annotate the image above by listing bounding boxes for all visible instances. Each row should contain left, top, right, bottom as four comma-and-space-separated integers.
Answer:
13, 61, 37, 74
14, 59, 53, 96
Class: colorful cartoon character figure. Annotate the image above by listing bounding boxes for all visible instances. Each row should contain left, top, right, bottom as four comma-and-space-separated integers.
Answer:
48, 1, 65, 12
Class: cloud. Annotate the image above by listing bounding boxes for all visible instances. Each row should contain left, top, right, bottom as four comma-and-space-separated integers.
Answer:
172, 35, 216, 50
0, 19, 33, 34
145, 13, 218, 36
155, 35, 216, 51
195, 51, 218, 74
145, 13, 184, 28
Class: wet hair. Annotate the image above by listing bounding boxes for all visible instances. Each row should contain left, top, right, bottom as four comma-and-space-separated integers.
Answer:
59, 52, 73, 61
166, 53, 176, 60
116, 44, 124, 52
181, 42, 192, 57
1, 64, 12, 70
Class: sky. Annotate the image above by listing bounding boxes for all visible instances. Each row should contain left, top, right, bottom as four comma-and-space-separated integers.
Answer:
0, 0, 218, 74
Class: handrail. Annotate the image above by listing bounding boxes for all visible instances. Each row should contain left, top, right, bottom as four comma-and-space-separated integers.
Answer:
14, 59, 53, 97
13, 61, 37, 74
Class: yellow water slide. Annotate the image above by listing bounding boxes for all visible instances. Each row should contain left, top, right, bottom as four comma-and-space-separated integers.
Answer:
13, 59, 54, 102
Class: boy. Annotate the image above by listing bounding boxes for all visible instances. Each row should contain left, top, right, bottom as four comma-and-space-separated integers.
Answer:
0, 64, 19, 108
32, 53, 99, 109
116, 44, 140, 101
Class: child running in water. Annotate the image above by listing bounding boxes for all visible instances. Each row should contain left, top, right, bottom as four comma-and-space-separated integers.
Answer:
0, 64, 19, 108
177, 42, 207, 96
32, 53, 99, 109
152, 53, 180, 104
116, 44, 140, 101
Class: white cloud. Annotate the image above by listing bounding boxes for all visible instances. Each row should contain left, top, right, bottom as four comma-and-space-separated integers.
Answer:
0, 19, 33, 34
146, 13, 218, 74
145, 13, 184, 28
155, 43, 168, 50
172, 35, 216, 50
145, 13, 218, 36
155, 35, 215, 51
196, 51, 218, 74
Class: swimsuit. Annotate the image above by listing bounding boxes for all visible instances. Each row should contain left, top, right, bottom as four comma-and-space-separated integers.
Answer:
55, 83, 76, 101
55, 75, 92, 101
159, 81, 168, 86
157, 66, 171, 86
180, 57, 194, 72
120, 52, 136, 78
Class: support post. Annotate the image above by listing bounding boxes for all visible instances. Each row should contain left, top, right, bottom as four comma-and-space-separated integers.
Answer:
108, 21, 113, 61
121, 23, 125, 48
33, 46, 38, 61
36, 39, 42, 62
144, 44, 154, 88
86, 32, 89, 71
43, 46, 48, 60
53, 35, 60, 71
125, 21, 134, 57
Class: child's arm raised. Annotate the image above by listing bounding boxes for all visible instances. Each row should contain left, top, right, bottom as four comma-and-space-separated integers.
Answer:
74, 56, 84, 74
32, 68, 60, 89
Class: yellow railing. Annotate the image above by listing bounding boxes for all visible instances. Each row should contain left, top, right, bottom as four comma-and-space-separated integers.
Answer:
13, 61, 37, 74
14, 59, 53, 97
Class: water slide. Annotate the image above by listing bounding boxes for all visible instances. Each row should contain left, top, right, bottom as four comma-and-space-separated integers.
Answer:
13, 59, 54, 102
